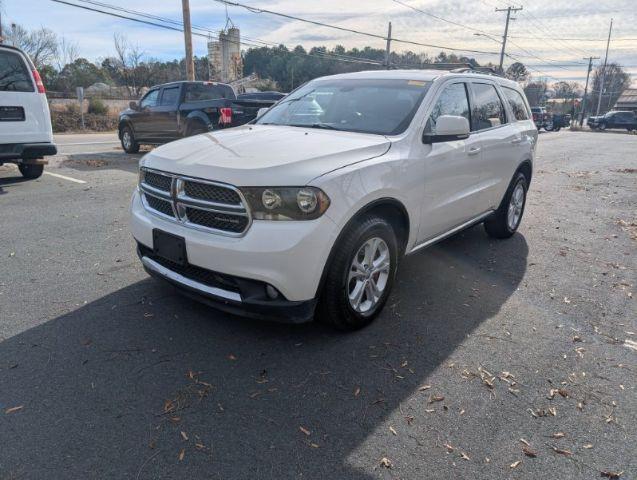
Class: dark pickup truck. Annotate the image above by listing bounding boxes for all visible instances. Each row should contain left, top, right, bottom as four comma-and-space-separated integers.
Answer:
118, 81, 276, 153
587, 110, 637, 132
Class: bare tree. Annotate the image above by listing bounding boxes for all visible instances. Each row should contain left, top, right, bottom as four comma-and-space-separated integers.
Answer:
4, 23, 58, 68
55, 37, 79, 71
113, 33, 159, 96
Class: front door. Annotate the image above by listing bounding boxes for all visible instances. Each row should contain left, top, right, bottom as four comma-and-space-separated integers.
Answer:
154, 86, 181, 140
134, 88, 161, 139
414, 81, 487, 243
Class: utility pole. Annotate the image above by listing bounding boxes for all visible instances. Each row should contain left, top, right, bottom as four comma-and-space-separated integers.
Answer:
181, 0, 195, 81
595, 18, 613, 116
384, 22, 392, 69
579, 56, 599, 125
495, 6, 522, 73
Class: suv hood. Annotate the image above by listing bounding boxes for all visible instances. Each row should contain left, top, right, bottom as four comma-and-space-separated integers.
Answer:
140, 125, 391, 186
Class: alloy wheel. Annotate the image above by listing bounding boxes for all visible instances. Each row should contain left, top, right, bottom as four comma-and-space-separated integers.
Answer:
507, 182, 525, 230
347, 237, 391, 313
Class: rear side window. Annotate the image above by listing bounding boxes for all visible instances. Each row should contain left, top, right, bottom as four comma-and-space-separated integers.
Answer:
160, 87, 180, 106
471, 83, 507, 130
425, 82, 470, 134
502, 87, 530, 121
0, 50, 34, 92
184, 83, 235, 102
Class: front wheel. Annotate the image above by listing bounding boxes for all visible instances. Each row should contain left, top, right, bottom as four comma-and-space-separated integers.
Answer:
598, 123, 607, 131
120, 125, 140, 154
18, 163, 44, 179
484, 172, 528, 239
317, 215, 399, 330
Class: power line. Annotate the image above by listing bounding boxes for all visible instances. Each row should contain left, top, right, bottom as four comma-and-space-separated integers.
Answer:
50, 0, 390, 67
212, 0, 501, 56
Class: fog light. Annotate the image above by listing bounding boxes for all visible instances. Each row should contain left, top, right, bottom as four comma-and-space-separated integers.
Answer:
266, 284, 279, 300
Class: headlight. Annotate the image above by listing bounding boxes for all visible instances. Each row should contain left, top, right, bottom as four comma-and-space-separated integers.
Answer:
241, 186, 330, 220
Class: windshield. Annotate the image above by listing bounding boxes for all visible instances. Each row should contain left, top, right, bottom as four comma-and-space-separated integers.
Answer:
255, 78, 432, 135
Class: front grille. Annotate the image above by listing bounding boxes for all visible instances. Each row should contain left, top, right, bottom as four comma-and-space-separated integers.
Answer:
186, 207, 248, 233
138, 244, 240, 293
184, 181, 241, 205
144, 171, 172, 191
139, 168, 250, 236
145, 195, 174, 217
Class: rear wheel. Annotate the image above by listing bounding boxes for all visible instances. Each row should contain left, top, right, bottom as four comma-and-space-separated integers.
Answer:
18, 163, 44, 179
598, 123, 607, 131
484, 172, 528, 239
186, 121, 209, 136
120, 125, 140, 154
317, 215, 398, 330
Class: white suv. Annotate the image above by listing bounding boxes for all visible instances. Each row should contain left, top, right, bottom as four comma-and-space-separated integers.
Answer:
0, 45, 56, 179
131, 69, 537, 330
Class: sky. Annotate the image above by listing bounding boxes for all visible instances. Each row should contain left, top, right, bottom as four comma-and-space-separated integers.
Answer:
2, 0, 636, 85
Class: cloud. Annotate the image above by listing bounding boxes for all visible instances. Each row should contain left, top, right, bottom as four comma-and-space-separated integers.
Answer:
4, 0, 636, 83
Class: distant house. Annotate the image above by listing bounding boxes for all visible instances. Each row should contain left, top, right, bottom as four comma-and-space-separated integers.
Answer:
614, 88, 637, 112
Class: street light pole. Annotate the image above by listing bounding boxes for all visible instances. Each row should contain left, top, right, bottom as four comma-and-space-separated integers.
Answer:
495, 6, 522, 73
181, 0, 195, 81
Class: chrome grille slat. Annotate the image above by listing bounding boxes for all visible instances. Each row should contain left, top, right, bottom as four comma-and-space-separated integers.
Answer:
139, 167, 251, 237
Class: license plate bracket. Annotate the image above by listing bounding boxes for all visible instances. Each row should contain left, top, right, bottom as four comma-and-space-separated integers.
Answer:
0, 106, 25, 121
153, 229, 187, 266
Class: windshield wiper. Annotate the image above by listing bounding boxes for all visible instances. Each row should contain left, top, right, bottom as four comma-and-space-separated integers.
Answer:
288, 123, 340, 130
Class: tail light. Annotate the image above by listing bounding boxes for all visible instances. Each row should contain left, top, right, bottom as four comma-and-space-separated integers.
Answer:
219, 107, 232, 125
32, 69, 46, 93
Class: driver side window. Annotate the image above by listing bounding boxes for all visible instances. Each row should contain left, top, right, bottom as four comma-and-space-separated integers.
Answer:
424, 83, 470, 134
140, 89, 160, 109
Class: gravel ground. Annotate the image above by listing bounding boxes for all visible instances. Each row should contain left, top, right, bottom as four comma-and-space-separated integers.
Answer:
0, 129, 635, 479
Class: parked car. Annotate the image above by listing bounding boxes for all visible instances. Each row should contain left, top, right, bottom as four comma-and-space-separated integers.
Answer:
118, 81, 278, 153
130, 70, 537, 330
587, 110, 637, 132
0, 44, 56, 179
530, 106, 557, 131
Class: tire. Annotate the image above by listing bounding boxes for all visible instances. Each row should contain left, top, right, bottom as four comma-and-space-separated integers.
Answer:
18, 163, 44, 179
120, 125, 140, 154
186, 121, 209, 137
484, 172, 528, 239
317, 215, 399, 331
554, 126, 561, 132
598, 123, 607, 131
544, 123, 554, 132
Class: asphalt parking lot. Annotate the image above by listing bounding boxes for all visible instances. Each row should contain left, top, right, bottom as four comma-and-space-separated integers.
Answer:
1, 130, 635, 479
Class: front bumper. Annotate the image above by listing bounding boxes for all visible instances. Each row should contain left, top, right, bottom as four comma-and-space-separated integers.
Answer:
131, 189, 339, 316
0, 142, 57, 163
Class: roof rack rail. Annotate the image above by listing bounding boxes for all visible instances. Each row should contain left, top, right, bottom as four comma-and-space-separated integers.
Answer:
421, 62, 503, 77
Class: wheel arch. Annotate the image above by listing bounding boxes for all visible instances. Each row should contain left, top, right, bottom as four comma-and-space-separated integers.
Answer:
315, 197, 410, 299
515, 159, 533, 185
118, 118, 134, 139
184, 111, 211, 135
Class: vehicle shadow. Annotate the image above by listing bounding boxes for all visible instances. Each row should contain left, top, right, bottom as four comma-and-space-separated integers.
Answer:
0, 226, 528, 479
0, 173, 32, 195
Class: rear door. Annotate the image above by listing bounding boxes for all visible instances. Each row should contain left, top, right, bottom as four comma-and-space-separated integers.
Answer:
467, 81, 520, 209
0, 47, 51, 144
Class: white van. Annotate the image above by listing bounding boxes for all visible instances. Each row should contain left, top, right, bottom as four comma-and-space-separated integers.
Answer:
0, 44, 56, 179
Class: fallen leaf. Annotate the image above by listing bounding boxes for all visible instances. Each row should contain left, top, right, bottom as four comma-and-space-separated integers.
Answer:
583, 444, 593, 449
299, 425, 311, 436
195, 443, 205, 450
180, 431, 188, 441
178, 448, 185, 461
552, 432, 566, 439
551, 446, 572, 456
510, 460, 522, 469
310, 442, 320, 448
460, 452, 470, 461
428, 394, 445, 404
600, 470, 623, 479
444, 443, 454, 453
522, 446, 538, 458
4, 406, 23, 414
228, 354, 237, 361
418, 385, 432, 391
389, 426, 397, 436
380, 457, 392, 468
354, 387, 361, 397
519, 438, 531, 447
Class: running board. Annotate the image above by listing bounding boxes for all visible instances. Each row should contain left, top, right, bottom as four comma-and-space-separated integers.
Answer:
408, 211, 494, 255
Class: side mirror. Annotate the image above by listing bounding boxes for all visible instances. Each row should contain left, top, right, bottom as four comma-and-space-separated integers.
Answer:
423, 115, 470, 144
256, 107, 268, 119
129, 101, 139, 111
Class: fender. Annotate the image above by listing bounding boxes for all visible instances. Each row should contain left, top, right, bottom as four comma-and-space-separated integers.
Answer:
182, 111, 212, 136
118, 115, 135, 138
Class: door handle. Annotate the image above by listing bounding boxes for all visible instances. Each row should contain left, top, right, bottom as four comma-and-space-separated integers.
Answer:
468, 147, 481, 155
510, 137, 523, 144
